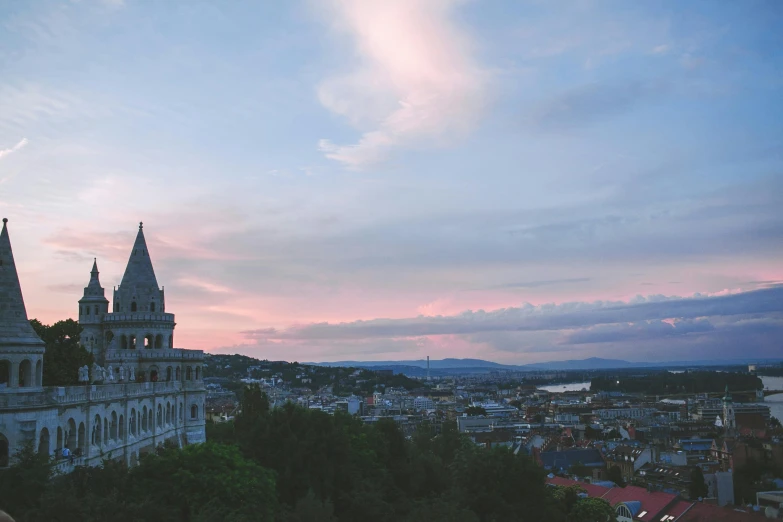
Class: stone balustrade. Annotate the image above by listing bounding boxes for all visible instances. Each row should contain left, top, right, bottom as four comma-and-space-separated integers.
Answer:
103, 348, 204, 361
0, 380, 197, 410
101, 312, 175, 324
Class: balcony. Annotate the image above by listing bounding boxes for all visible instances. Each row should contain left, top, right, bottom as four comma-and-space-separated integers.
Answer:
104, 348, 205, 362
102, 312, 175, 323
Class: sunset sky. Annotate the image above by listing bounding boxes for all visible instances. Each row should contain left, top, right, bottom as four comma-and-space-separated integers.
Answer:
1, 0, 782, 364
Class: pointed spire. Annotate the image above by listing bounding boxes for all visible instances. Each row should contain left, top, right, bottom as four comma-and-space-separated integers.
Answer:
119, 221, 159, 290
84, 258, 104, 295
0, 218, 45, 348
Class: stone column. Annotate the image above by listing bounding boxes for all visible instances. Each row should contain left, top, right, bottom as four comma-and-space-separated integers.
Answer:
9, 361, 19, 387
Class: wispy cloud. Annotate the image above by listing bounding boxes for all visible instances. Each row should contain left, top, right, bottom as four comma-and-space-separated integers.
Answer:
243, 287, 783, 341
0, 138, 29, 160
316, 0, 487, 168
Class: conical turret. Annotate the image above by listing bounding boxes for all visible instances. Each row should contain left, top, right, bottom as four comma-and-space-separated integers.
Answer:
79, 258, 109, 356
119, 222, 159, 290
0, 218, 45, 349
113, 222, 164, 314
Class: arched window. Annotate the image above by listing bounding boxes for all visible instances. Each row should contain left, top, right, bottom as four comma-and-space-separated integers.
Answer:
168, 335, 173, 349
166, 402, 171, 425
186, 367, 192, 381
0, 360, 9, 387
0, 433, 7, 467
66, 418, 77, 450
191, 404, 198, 420
110, 411, 117, 440
166, 367, 172, 382
157, 404, 162, 426
616, 505, 633, 519
119, 414, 125, 440
38, 428, 50, 455
78, 422, 85, 453
94, 305, 99, 315
35, 360, 42, 387
150, 369, 158, 382
155, 334, 163, 349
195, 366, 200, 380
179, 403, 184, 422
18, 359, 31, 387
103, 417, 108, 444
91, 416, 99, 446
144, 335, 154, 349
175, 367, 180, 381
129, 335, 137, 349
150, 302, 156, 312
142, 406, 148, 432
114, 303, 120, 312
120, 335, 128, 349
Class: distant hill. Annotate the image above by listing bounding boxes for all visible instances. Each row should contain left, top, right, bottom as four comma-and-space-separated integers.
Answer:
307, 356, 783, 375
311, 358, 508, 369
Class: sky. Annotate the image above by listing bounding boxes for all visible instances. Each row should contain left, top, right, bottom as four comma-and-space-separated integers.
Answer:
1, 0, 782, 364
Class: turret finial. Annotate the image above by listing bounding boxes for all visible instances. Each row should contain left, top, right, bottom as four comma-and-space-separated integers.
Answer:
139, 221, 143, 230
2, 218, 7, 224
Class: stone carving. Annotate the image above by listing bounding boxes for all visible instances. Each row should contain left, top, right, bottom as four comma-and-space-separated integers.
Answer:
78, 365, 89, 382
106, 365, 115, 382
91, 363, 103, 383
119, 365, 126, 381
129, 366, 136, 381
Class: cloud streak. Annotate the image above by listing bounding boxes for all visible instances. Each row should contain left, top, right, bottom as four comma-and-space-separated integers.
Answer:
316, 0, 487, 168
243, 287, 783, 340
0, 138, 29, 160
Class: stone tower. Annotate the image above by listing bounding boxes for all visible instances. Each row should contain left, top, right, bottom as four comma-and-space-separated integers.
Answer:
0, 218, 46, 390
78, 259, 109, 358
722, 385, 735, 436
104, 222, 175, 356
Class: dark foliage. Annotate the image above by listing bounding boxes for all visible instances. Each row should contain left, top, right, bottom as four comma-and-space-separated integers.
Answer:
29, 319, 93, 387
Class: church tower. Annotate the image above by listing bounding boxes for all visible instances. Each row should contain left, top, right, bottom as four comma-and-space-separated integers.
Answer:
722, 385, 736, 436
0, 218, 46, 390
78, 259, 109, 358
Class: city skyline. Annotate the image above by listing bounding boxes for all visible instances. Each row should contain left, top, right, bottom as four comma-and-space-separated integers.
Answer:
1, 1, 782, 363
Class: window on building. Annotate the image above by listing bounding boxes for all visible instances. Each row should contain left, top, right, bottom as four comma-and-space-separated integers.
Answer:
191, 405, 198, 419
150, 302, 155, 312
131, 301, 137, 312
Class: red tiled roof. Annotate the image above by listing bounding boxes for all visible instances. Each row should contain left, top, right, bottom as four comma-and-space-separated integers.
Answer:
601, 485, 678, 521
677, 502, 769, 521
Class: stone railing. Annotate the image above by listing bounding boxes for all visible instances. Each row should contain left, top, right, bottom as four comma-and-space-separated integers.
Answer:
102, 312, 175, 324
0, 381, 198, 410
104, 348, 205, 362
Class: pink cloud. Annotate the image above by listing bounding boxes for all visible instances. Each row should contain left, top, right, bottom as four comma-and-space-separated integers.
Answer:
317, 0, 487, 168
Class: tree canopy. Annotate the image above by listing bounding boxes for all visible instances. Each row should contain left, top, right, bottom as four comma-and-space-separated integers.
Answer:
30, 319, 92, 387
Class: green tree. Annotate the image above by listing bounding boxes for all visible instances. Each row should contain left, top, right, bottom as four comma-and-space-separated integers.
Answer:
30, 319, 92, 386
465, 406, 487, 416
129, 442, 277, 521
0, 442, 53, 519
451, 446, 560, 522
689, 466, 708, 500
569, 498, 616, 522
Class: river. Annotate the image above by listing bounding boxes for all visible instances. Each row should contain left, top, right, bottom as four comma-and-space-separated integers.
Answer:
537, 375, 783, 421
762, 376, 783, 422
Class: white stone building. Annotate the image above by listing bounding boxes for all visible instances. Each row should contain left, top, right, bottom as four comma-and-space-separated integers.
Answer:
0, 219, 206, 471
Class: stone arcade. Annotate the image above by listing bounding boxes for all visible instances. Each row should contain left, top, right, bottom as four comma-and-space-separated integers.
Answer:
0, 219, 206, 471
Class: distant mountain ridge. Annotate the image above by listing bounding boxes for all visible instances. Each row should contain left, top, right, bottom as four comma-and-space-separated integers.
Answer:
308, 356, 783, 372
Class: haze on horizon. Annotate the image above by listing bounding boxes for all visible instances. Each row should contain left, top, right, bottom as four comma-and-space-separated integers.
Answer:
1, 0, 781, 365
